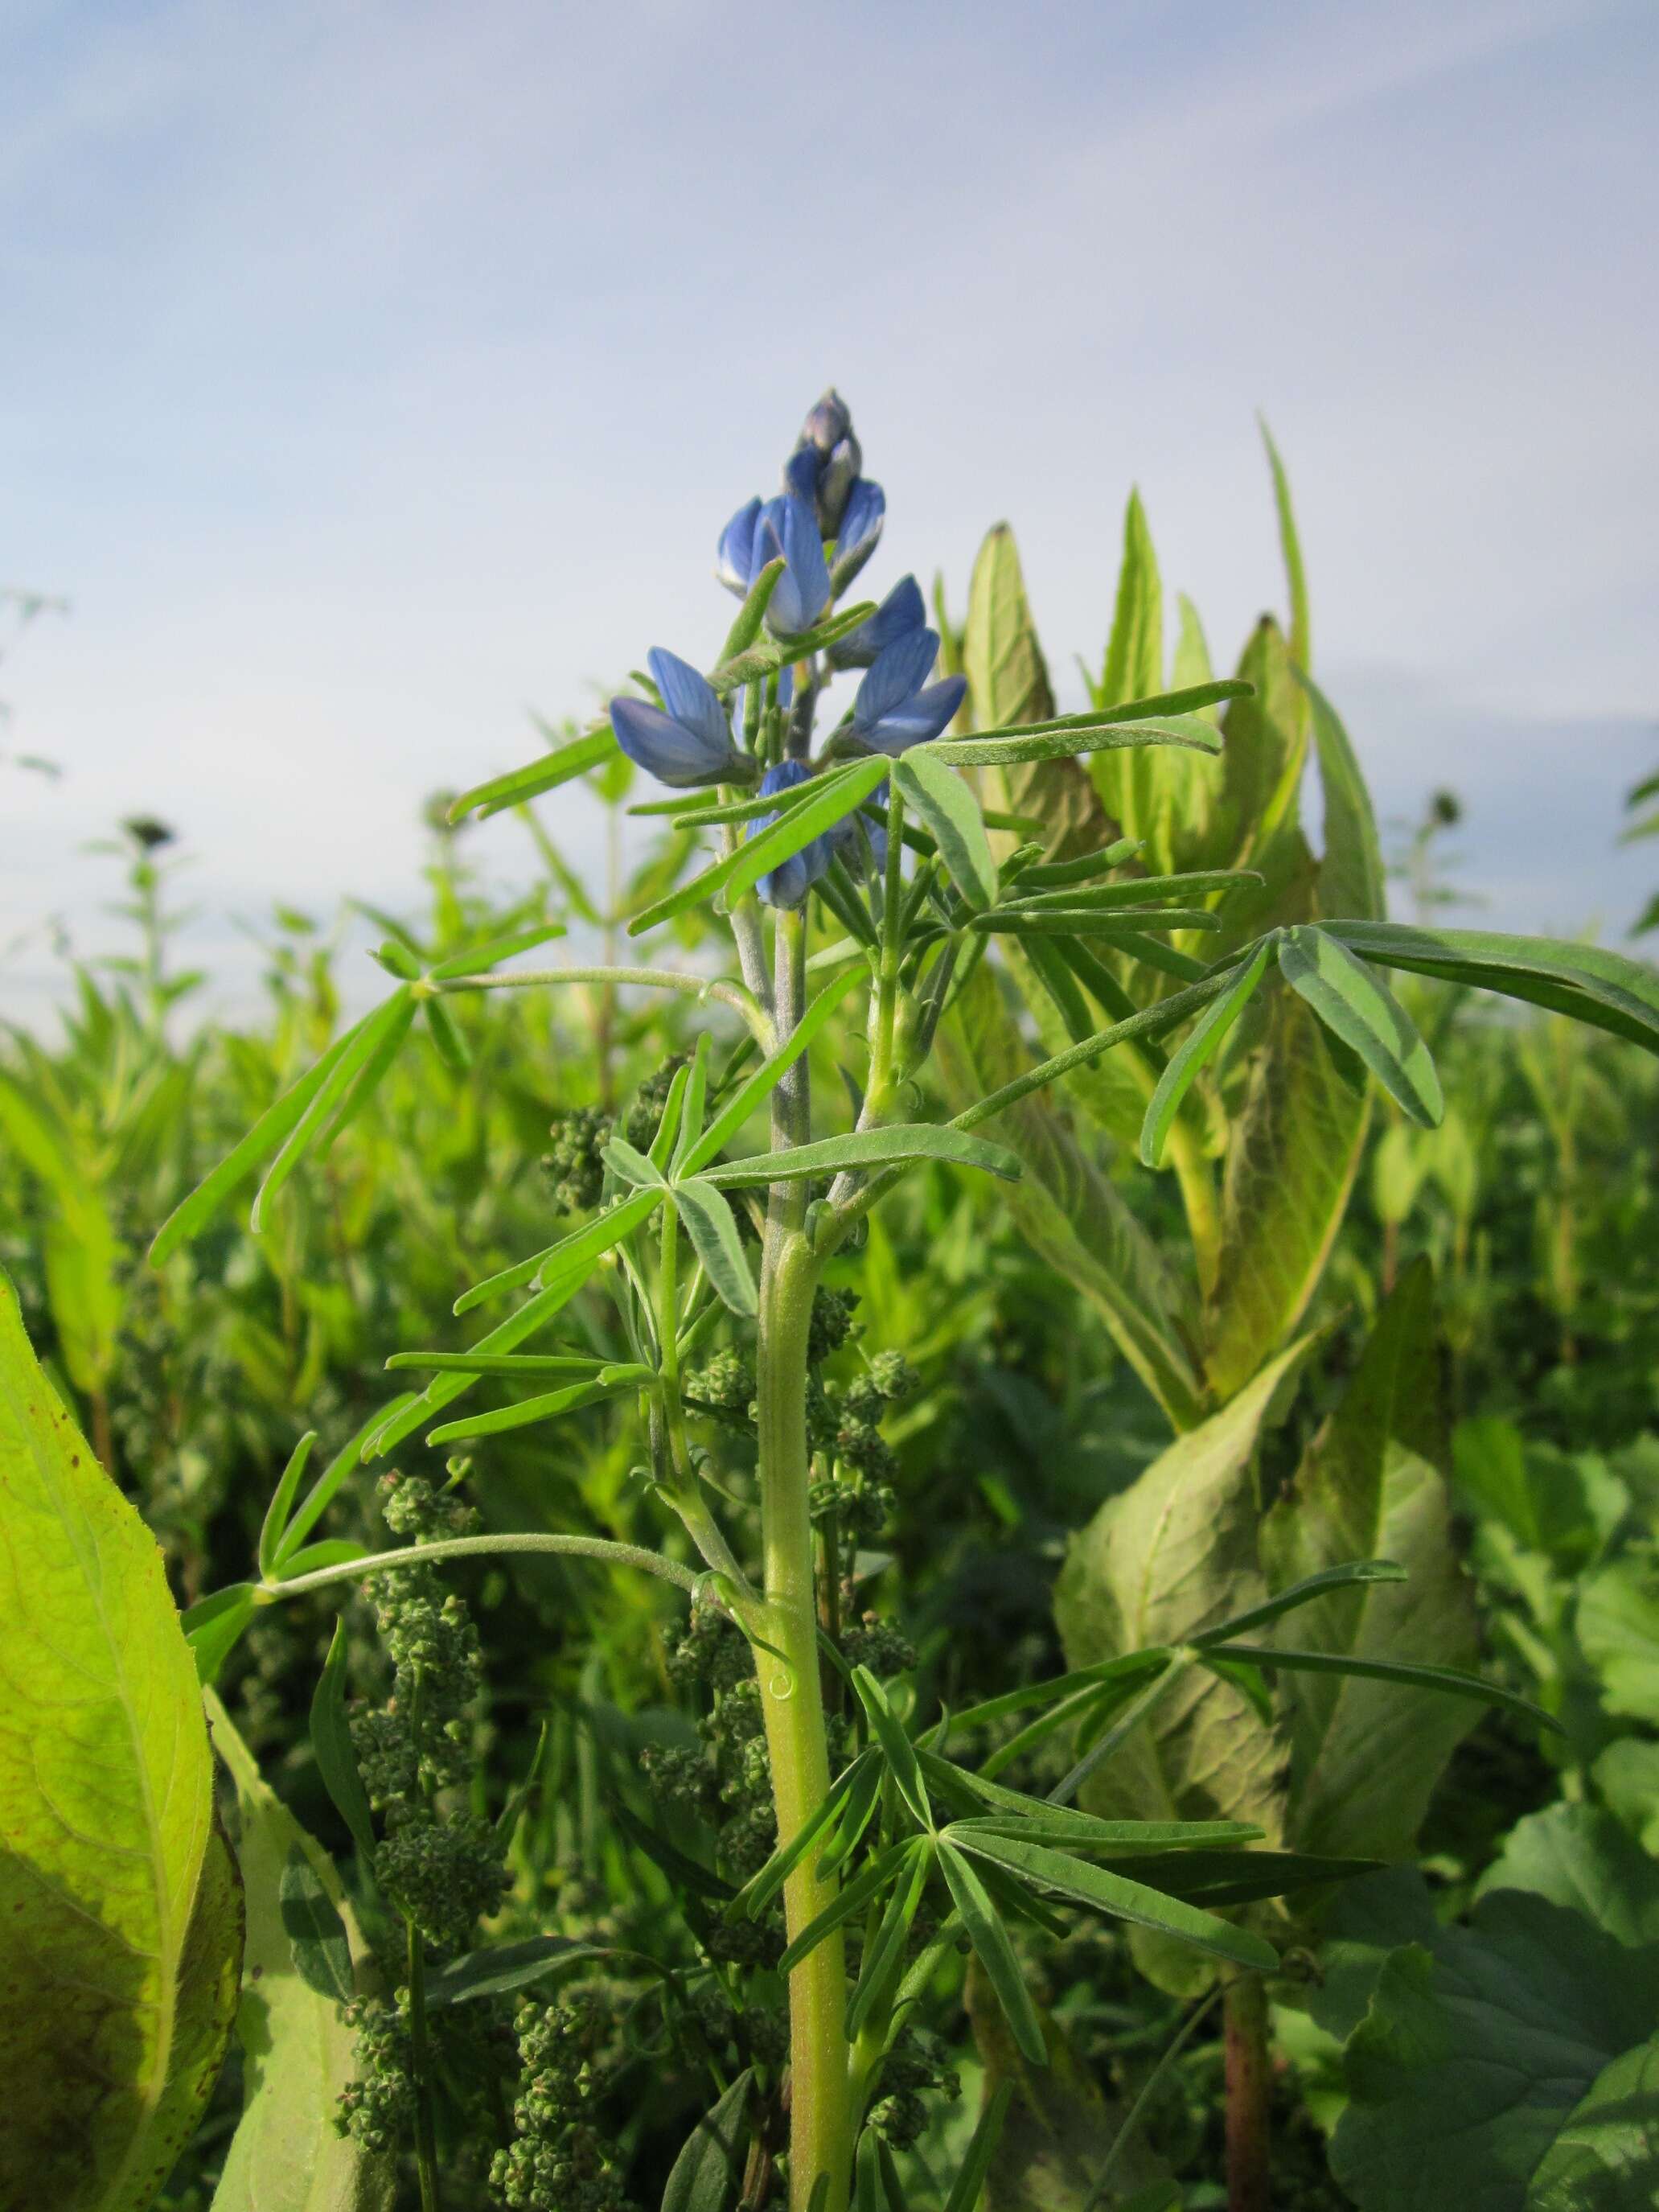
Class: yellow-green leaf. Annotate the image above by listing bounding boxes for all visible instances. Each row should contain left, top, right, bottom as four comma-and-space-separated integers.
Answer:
0, 1270, 243, 2210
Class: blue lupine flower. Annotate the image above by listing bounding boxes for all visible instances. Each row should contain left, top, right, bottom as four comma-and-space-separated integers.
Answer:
844, 629, 967, 755
829, 476, 885, 593
747, 760, 832, 907
827, 574, 926, 670
757, 494, 832, 637
716, 497, 764, 597
610, 648, 746, 788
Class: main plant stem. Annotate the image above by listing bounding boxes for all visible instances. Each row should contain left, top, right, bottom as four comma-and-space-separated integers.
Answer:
756, 906, 853, 2212
1223, 1968, 1272, 2212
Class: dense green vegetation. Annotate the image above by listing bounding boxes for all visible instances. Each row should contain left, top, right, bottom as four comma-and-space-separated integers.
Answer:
3, 419, 1657, 2212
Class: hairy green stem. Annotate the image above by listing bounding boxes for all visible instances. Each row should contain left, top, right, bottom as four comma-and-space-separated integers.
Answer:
756, 904, 854, 2212
261, 1531, 701, 1601
1223, 1970, 1272, 2212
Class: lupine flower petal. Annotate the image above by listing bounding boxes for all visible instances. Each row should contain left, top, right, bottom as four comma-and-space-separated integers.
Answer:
852, 628, 940, 732
858, 676, 968, 757
716, 496, 763, 595
818, 435, 862, 533
799, 390, 855, 454
647, 648, 729, 755
611, 697, 735, 787
784, 446, 821, 504
831, 477, 885, 590
762, 494, 832, 635
827, 574, 926, 669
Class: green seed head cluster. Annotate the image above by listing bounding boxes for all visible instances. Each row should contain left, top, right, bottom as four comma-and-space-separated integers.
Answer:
807, 1285, 859, 1364
682, 1349, 755, 1428
840, 1612, 917, 1680
489, 1996, 636, 2212
541, 1106, 610, 1216
868, 2027, 961, 2149
335, 1996, 417, 2154
348, 1470, 510, 1944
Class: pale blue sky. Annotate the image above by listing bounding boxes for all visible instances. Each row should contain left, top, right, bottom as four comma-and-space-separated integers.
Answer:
3, 0, 1657, 1010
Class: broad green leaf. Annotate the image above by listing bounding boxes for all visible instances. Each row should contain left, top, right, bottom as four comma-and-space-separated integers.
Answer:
893, 750, 998, 909
149, 1022, 361, 1262
0, 1273, 242, 2212
962, 1967, 1167, 2212
703, 1123, 1021, 1189
1476, 1807, 1659, 1950
1096, 489, 1164, 712
1261, 420, 1309, 676
673, 1179, 758, 1318
1526, 2037, 1659, 2211
310, 1620, 378, 1865
1203, 957, 1371, 1403
425, 1936, 610, 2008
1055, 1340, 1315, 1839
948, 1827, 1277, 1971
277, 1850, 354, 2004
206, 1695, 388, 2212
250, 989, 417, 1231
961, 522, 1117, 867
1278, 927, 1443, 1128
1140, 940, 1272, 1167
938, 1842, 1047, 2065
934, 962, 1204, 1429
1575, 1561, 1659, 1723
449, 723, 617, 823
1326, 1883, 1659, 2212
1256, 1260, 1480, 1860
0, 1078, 124, 1394
679, 964, 865, 1174
1303, 673, 1383, 923
660, 2067, 755, 2212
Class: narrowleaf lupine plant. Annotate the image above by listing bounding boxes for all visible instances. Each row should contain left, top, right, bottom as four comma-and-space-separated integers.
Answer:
158, 393, 1637, 2212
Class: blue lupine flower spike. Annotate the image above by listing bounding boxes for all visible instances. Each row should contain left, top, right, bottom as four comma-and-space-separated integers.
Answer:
846, 630, 967, 756
747, 760, 832, 907
760, 494, 832, 637
610, 648, 749, 788
790, 389, 864, 534
827, 574, 926, 670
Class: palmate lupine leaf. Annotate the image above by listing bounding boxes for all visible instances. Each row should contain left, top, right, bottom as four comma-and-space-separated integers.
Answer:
845, 1838, 935, 2039
893, 750, 998, 909
937, 1840, 1049, 2065
448, 723, 618, 823
624, 763, 883, 931
853, 1666, 934, 1828
777, 1840, 918, 1974
1276, 926, 1443, 1129
945, 1825, 1279, 1971
702, 1124, 1021, 1188
729, 1749, 881, 1921
1140, 940, 1274, 1167
673, 1178, 758, 1316
1318, 919, 1659, 1055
